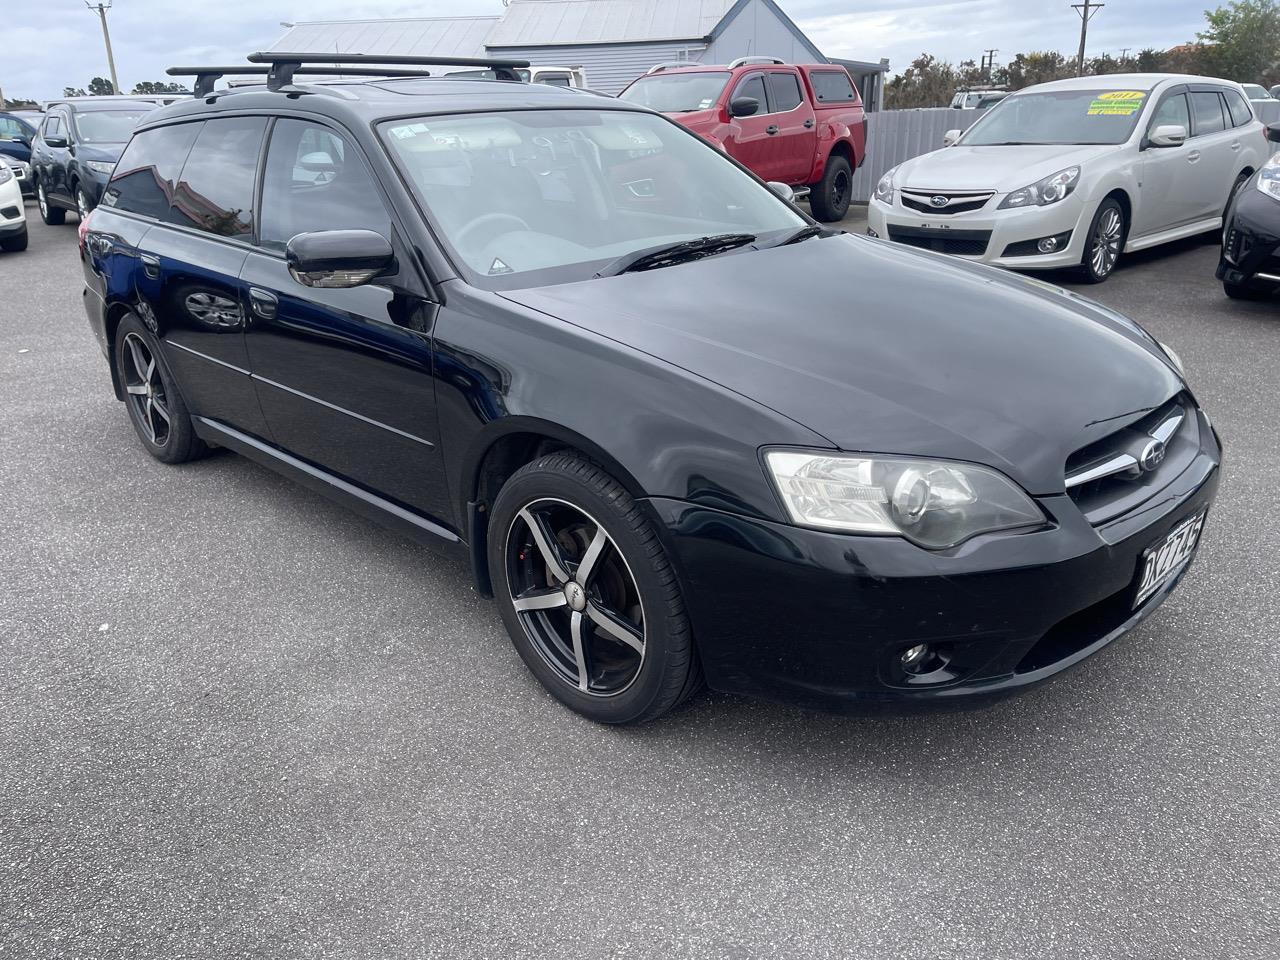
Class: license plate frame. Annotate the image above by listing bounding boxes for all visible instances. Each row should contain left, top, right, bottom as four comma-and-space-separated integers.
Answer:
1133, 510, 1207, 609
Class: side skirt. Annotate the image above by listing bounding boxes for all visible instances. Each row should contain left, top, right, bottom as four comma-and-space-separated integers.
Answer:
192, 416, 470, 563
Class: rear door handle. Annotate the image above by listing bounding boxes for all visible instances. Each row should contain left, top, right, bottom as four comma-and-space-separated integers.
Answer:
803, 118, 815, 129
1231, 140, 1242, 151
249, 287, 278, 320
140, 253, 160, 278
766, 124, 779, 135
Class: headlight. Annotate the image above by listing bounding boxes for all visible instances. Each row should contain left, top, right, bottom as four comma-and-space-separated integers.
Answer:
998, 166, 1081, 209
85, 160, 116, 176
874, 167, 897, 203
1158, 340, 1185, 375
1257, 154, 1280, 201
764, 450, 1044, 549
0, 164, 12, 186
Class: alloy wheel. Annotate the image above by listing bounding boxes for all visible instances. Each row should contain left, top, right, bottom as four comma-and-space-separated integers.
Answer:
1091, 207, 1122, 278
832, 169, 849, 208
37, 183, 47, 218
121, 332, 171, 447
505, 498, 646, 696
77, 189, 89, 220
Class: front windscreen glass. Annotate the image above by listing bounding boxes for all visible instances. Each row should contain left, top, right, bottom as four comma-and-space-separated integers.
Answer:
380, 109, 805, 289
618, 72, 732, 113
75, 110, 149, 144
961, 89, 1149, 145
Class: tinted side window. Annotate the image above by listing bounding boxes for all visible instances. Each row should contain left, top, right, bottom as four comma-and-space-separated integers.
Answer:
1224, 89, 1253, 127
810, 71, 856, 103
766, 73, 804, 112
43, 115, 62, 138
734, 75, 767, 112
170, 116, 266, 240
103, 123, 201, 219
1150, 93, 1191, 133
0, 117, 24, 139
259, 119, 391, 253
1190, 91, 1226, 136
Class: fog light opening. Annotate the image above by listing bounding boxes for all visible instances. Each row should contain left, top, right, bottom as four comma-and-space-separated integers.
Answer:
866, 227, 880, 239
901, 643, 930, 669
1037, 236, 1060, 254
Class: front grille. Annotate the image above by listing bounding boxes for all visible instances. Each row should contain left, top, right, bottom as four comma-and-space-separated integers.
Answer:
1065, 394, 1199, 525
900, 190, 994, 216
888, 226, 991, 256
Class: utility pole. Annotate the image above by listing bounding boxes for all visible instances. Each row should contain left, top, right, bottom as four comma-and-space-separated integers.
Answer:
1072, 0, 1104, 77
982, 48, 999, 83
85, 1, 120, 95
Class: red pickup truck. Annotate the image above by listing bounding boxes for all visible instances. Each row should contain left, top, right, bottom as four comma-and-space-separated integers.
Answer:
619, 57, 867, 222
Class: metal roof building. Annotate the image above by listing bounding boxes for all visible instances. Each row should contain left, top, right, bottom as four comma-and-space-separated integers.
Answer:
270, 0, 868, 98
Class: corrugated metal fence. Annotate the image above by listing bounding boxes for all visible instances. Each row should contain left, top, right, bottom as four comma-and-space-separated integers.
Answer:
851, 100, 1280, 203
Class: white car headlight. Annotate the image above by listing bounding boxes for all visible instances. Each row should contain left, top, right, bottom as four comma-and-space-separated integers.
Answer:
874, 167, 897, 203
85, 160, 116, 175
1158, 340, 1185, 375
999, 166, 1081, 209
0, 164, 12, 186
764, 450, 1044, 549
1256, 154, 1280, 201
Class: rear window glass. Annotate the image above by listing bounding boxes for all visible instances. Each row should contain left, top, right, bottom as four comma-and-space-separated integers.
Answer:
810, 71, 856, 103
169, 116, 266, 240
766, 73, 804, 112
102, 122, 201, 219
1190, 91, 1226, 136
1224, 89, 1253, 127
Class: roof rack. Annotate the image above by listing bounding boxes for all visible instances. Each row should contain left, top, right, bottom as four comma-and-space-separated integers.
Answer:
247, 52, 531, 90
727, 56, 786, 68
647, 61, 697, 75
167, 65, 448, 98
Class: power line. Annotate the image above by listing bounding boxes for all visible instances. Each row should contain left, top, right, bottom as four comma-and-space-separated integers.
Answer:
981, 48, 999, 81
1071, 0, 1104, 76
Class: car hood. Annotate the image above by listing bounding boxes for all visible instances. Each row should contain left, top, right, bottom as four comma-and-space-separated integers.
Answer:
896, 144, 1115, 193
76, 143, 125, 164
500, 235, 1182, 495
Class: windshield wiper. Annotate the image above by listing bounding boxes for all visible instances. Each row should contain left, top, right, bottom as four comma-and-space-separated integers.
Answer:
595, 233, 757, 277
769, 224, 827, 247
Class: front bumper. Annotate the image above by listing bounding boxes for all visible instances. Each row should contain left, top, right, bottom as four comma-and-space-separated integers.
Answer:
868, 192, 1089, 271
649, 423, 1221, 714
1218, 186, 1280, 287
0, 180, 26, 234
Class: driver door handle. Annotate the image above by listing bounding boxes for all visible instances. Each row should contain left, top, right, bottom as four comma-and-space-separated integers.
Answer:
249, 287, 278, 320
140, 253, 160, 278
766, 124, 779, 135
1187, 150, 1201, 163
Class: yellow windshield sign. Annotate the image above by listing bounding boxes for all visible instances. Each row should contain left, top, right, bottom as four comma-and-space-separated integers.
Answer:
1087, 90, 1147, 116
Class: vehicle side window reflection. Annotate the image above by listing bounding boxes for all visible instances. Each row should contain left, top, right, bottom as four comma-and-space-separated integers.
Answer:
1190, 91, 1226, 137
258, 119, 392, 253
766, 73, 803, 112
102, 122, 201, 219
734, 75, 768, 114
169, 116, 266, 240
1150, 93, 1190, 134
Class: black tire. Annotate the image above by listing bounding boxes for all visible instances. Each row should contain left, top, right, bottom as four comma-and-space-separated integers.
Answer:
36, 180, 65, 226
114, 314, 208, 464
488, 453, 701, 724
1076, 197, 1125, 283
809, 153, 853, 223
1224, 279, 1270, 301
0, 226, 27, 253
75, 184, 93, 221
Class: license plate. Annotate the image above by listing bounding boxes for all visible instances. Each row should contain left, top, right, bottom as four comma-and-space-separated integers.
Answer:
1134, 510, 1206, 608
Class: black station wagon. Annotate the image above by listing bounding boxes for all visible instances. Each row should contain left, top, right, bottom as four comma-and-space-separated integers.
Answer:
80, 54, 1221, 723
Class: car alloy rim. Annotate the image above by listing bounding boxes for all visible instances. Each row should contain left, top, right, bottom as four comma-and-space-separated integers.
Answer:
1091, 208, 1122, 277
833, 169, 849, 207
37, 184, 47, 217
121, 332, 171, 447
77, 191, 88, 219
505, 497, 646, 697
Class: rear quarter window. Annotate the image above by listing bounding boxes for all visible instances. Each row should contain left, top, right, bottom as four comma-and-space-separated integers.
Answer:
809, 71, 857, 104
1190, 91, 1226, 136
1224, 89, 1253, 127
766, 73, 804, 112
102, 123, 201, 219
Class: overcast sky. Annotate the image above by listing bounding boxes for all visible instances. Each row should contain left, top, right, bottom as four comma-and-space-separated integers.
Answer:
3, 0, 1212, 102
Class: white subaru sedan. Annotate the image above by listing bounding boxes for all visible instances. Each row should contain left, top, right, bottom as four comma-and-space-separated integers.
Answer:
868, 75, 1267, 282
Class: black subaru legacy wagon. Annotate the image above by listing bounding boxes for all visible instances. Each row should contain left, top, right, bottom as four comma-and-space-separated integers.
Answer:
80, 54, 1220, 723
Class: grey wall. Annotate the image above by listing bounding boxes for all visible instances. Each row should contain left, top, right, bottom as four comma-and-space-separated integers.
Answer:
849, 108, 988, 202
486, 42, 706, 95
704, 0, 822, 65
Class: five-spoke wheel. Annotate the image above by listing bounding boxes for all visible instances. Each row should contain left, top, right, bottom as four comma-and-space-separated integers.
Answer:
121, 332, 172, 448
113, 314, 207, 464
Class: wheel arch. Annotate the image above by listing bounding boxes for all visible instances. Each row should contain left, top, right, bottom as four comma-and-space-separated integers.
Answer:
103, 302, 133, 400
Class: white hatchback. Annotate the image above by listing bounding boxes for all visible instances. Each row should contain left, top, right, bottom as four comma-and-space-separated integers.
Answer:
868, 74, 1267, 282
0, 158, 27, 253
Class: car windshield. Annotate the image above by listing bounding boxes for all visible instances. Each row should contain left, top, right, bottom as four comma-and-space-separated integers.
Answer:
618, 72, 732, 112
961, 89, 1150, 145
75, 110, 148, 144
380, 109, 805, 289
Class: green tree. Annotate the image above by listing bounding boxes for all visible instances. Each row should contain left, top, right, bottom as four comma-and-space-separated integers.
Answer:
1135, 48, 1167, 72
131, 81, 189, 95
885, 54, 960, 109
63, 86, 88, 97
1004, 51, 1075, 89
1198, 0, 1280, 83
88, 76, 115, 96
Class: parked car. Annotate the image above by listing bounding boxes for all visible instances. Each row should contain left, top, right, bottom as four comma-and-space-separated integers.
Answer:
31, 97, 157, 224
0, 111, 37, 164
0, 159, 28, 252
950, 88, 1009, 109
2, 154, 34, 198
1240, 83, 1274, 101
618, 57, 867, 222
869, 75, 1267, 282
81, 55, 1220, 723
1217, 122, 1280, 298
449, 65, 588, 88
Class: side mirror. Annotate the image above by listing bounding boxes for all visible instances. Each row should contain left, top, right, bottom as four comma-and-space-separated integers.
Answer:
942, 129, 962, 147
286, 230, 395, 289
1148, 124, 1188, 148
1267, 122, 1280, 143
766, 181, 795, 202
729, 96, 760, 118
43, 135, 68, 148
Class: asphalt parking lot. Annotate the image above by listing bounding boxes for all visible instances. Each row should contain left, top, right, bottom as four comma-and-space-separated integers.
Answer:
2, 200, 1277, 959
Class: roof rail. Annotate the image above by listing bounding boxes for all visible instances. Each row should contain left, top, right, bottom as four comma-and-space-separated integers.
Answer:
647, 61, 696, 74
247, 51, 531, 89
167, 65, 443, 98
728, 56, 786, 68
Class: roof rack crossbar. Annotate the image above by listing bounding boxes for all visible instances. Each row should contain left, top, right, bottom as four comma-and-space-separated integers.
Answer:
248, 51, 531, 83
728, 56, 787, 68
168, 65, 441, 97
647, 61, 695, 75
